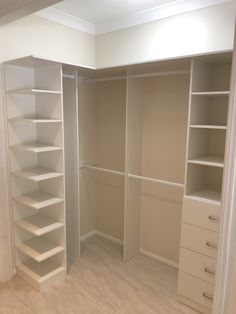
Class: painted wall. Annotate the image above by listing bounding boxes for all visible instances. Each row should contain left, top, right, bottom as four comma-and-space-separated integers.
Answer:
0, 15, 95, 67
96, 2, 236, 68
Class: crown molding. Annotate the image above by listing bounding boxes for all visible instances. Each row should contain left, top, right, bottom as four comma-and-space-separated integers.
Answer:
35, 0, 232, 35
35, 7, 95, 34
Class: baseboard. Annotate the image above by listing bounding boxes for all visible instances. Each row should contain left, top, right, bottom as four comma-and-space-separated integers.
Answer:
139, 248, 179, 269
94, 231, 123, 246
80, 230, 96, 242
80, 232, 178, 269
80, 230, 123, 246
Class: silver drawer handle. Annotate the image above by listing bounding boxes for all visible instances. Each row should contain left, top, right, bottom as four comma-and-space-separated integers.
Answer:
202, 292, 213, 302
208, 215, 218, 222
204, 267, 215, 275
206, 241, 217, 249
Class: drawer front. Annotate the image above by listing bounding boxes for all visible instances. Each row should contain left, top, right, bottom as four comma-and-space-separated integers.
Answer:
183, 198, 220, 232
179, 248, 216, 284
178, 272, 214, 310
181, 223, 218, 258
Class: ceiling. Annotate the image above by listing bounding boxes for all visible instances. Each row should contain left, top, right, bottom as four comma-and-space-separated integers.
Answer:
35, 0, 232, 35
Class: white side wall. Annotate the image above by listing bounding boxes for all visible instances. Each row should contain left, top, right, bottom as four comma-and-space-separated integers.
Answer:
96, 2, 236, 68
0, 15, 95, 67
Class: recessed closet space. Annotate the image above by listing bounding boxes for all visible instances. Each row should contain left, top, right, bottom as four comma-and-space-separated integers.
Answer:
124, 60, 190, 264
4, 58, 66, 290
78, 69, 127, 249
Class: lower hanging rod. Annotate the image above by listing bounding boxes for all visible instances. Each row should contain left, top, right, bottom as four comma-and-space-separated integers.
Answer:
128, 174, 184, 188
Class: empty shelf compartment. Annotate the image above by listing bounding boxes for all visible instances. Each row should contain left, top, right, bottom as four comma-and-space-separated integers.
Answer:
14, 191, 63, 210
187, 189, 221, 204
13, 168, 63, 182
188, 155, 224, 168
16, 237, 64, 262
15, 214, 64, 236
17, 259, 65, 290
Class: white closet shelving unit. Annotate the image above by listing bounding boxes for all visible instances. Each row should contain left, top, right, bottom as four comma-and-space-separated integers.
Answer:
4, 57, 66, 290
178, 54, 232, 314
2, 52, 233, 314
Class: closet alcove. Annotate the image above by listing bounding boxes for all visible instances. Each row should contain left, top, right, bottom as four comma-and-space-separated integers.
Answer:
3, 51, 232, 314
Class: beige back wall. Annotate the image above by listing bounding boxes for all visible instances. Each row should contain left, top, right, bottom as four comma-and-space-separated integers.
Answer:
96, 2, 236, 68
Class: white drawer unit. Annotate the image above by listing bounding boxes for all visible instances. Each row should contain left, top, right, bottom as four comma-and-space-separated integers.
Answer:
178, 272, 214, 313
179, 248, 216, 284
183, 197, 220, 232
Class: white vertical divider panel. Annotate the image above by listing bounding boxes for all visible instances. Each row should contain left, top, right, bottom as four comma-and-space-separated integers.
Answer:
183, 60, 194, 196
123, 71, 144, 261
63, 69, 80, 265
0, 65, 14, 282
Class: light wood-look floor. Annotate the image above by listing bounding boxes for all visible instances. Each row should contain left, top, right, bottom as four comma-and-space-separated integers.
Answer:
0, 236, 197, 314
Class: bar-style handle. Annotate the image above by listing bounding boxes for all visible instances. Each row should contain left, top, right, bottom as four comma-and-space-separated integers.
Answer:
206, 241, 218, 249
202, 292, 213, 301
208, 215, 218, 222
204, 267, 215, 275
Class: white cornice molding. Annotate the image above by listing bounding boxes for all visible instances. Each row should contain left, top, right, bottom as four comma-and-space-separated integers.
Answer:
35, 0, 232, 35
35, 7, 95, 34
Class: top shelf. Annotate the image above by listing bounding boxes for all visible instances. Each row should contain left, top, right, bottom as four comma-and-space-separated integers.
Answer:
192, 91, 230, 97
7, 89, 61, 95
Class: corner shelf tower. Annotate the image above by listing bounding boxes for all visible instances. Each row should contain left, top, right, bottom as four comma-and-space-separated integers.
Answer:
4, 57, 66, 290
178, 55, 231, 313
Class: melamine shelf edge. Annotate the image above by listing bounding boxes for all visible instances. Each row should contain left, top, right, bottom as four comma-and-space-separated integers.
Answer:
6, 88, 61, 95
14, 191, 64, 210
15, 237, 64, 262
15, 214, 64, 236
12, 168, 63, 182
16, 259, 65, 283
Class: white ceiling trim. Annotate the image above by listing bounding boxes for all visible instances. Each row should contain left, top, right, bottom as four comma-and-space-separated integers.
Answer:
35, 0, 232, 35
35, 7, 95, 34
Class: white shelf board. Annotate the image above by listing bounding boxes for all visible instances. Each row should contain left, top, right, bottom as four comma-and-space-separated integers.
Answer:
14, 191, 64, 210
11, 144, 63, 153
7, 88, 61, 95
9, 118, 62, 124
16, 259, 65, 286
13, 168, 63, 182
188, 156, 224, 168
15, 214, 64, 236
190, 125, 227, 130
192, 91, 230, 96
186, 189, 221, 205
16, 237, 64, 262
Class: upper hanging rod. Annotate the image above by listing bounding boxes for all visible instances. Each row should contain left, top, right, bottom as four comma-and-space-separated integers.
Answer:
130, 69, 190, 79
80, 165, 125, 176
63, 73, 75, 79
128, 173, 184, 188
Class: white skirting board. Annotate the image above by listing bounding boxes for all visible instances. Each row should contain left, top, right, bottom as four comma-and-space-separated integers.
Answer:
80, 230, 123, 245
139, 248, 179, 269
80, 230, 179, 269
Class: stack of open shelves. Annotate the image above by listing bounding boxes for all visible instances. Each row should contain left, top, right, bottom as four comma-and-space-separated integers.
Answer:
178, 54, 232, 313
185, 57, 231, 204
4, 57, 66, 290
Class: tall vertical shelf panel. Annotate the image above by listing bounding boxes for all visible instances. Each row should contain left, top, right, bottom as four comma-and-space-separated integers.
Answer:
4, 57, 66, 290
178, 54, 232, 313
